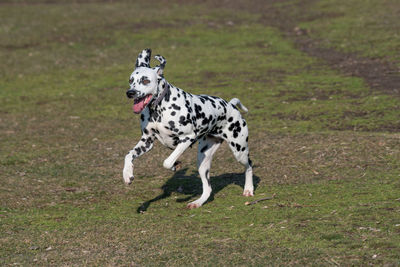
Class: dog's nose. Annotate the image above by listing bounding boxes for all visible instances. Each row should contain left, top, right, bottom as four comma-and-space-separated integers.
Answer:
126, 89, 137, 99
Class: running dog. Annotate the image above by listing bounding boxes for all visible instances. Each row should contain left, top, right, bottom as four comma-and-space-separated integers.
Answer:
123, 49, 254, 208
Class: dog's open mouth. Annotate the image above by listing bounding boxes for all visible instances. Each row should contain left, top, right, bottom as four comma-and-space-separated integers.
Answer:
133, 94, 153, 114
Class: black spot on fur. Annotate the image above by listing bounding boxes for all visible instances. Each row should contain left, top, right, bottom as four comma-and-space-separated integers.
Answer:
151, 128, 160, 134
179, 115, 190, 126
228, 121, 242, 138
172, 104, 181, 110
194, 104, 206, 120
139, 76, 149, 85
145, 138, 152, 148
235, 143, 241, 151
172, 136, 181, 146
164, 87, 171, 102
201, 114, 213, 126
217, 115, 226, 121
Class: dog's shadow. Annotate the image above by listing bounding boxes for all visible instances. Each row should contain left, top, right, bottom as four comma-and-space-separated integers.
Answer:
137, 168, 260, 212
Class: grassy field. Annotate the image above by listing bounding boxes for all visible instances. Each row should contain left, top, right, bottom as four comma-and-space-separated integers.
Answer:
1, 0, 399, 265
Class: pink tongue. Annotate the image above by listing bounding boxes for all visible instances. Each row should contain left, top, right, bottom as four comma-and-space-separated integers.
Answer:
133, 95, 152, 113
133, 98, 146, 113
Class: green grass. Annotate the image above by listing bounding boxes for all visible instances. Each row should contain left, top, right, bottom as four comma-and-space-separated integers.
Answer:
298, 0, 400, 64
1, 0, 399, 265
2, 173, 400, 265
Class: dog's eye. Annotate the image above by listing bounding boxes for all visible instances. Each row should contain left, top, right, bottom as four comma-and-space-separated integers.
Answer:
142, 79, 150, 85
129, 78, 133, 84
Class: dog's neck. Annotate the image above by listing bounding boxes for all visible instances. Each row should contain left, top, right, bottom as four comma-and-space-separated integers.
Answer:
150, 79, 170, 109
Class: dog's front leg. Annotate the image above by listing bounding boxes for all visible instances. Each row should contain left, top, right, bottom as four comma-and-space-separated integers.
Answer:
163, 135, 196, 171
123, 135, 154, 185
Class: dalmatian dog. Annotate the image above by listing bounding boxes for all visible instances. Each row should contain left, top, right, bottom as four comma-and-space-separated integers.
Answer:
123, 49, 254, 209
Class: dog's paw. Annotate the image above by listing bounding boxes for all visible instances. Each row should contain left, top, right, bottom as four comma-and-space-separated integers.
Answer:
164, 159, 182, 171
186, 202, 201, 209
123, 155, 135, 184
127, 176, 135, 185
163, 158, 174, 170
123, 169, 134, 185
243, 190, 254, 197
123, 175, 134, 185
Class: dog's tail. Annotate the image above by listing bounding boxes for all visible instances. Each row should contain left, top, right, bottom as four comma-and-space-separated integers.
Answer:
229, 98, 248, 113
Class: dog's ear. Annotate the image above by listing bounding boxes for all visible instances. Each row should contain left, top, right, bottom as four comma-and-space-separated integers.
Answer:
154, 55, 166, 76
135, 48, 152, 68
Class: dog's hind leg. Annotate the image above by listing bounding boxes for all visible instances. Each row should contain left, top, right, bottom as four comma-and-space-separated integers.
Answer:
223, 118, 254, 197
187, 136, 222, 209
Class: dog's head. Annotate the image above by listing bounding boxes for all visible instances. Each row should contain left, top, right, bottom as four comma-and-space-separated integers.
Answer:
126, 49, 166, 114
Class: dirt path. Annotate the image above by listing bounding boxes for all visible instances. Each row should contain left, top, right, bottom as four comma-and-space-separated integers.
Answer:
291, 37, 400, 95
208, 0, 400, 95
